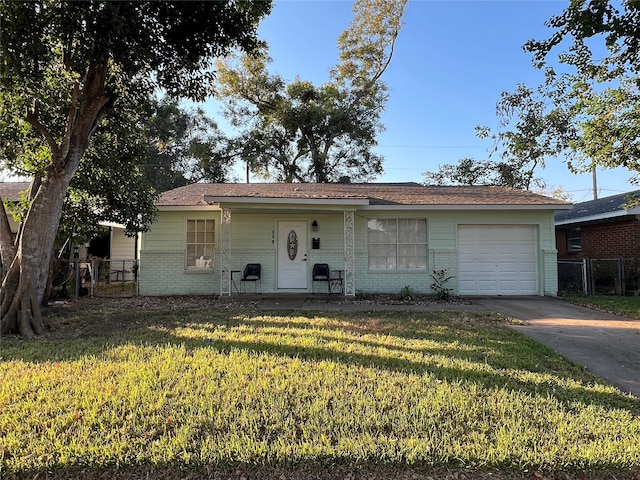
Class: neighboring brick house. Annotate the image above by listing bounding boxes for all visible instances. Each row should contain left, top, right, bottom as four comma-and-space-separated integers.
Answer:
555, 190, 640, 262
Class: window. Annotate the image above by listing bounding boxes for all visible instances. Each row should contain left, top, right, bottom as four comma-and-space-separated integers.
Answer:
368, 218, 427, 269
567, 227, 581, 252
186, 219, 214, 268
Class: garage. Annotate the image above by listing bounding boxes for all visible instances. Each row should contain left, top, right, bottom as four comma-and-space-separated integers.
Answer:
457, 225, 539, 295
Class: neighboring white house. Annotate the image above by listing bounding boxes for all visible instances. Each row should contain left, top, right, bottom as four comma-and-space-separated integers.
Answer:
0, 182, 137, 281
139, 182, 571, 297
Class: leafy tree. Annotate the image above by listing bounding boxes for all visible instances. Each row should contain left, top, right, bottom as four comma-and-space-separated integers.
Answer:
425, 69, 568, 191
0, 1, 271, 337
424, 78, 575, 191
143, 99, 236, 193
522, 1, 640, 185
525, 1, 640, 79
215, 0, 407, 183
428, 1, 640, 194
566, 77, 640, 178
422, 157, 536, 189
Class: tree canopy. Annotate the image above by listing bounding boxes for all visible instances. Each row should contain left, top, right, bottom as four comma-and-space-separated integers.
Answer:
0, 0, 272, 337
525, 0, 640, 79
143, 99, 236, 193
423, 79, 574, 192
522, 0, 640, 185
214, 0, 407, 183
426, 1, 640, 194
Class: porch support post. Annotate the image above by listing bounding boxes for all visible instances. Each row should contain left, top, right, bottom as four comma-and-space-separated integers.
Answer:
221, 208, 232, 296
344, 210, 355, 296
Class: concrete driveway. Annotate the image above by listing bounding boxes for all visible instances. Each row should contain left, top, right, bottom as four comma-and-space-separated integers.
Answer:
473, 296, 640, 398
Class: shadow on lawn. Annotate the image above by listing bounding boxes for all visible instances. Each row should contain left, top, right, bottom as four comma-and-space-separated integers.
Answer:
2, 307, 638, 414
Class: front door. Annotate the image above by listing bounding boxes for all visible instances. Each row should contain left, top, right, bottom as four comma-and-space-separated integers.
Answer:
277, 221, 308, 289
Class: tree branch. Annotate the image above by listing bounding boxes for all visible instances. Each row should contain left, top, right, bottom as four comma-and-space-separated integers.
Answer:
25, 101, 60, 158
59, 83, 80, 161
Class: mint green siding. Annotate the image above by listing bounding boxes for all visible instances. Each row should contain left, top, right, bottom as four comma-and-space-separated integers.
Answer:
139, 208, 558, 296
140, 211, 219, 296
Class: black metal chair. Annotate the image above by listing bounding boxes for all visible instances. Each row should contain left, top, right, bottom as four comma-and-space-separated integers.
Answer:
240, 263, 261, 294
312, 263, 331, 294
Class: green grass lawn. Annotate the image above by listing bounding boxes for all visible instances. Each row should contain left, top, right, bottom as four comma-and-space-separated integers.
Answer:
1, 303, 639, 479
564, 295, 640, 318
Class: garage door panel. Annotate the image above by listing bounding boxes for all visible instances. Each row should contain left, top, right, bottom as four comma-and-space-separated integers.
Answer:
517, 263, 536, 273
458, 279, 476, 290
477, 263, 496, 273
476, 245, 497, 255
498, 280, 537, 294
498, 263, 517, 273
458, 225, 538, 296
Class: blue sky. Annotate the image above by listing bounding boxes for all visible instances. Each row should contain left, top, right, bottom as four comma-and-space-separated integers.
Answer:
203, 0, 634, 202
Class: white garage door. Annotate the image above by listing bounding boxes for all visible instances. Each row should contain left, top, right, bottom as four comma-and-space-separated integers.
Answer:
458, 225, 538, 295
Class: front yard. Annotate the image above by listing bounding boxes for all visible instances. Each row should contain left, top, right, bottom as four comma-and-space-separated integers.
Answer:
0, 299, 639, 479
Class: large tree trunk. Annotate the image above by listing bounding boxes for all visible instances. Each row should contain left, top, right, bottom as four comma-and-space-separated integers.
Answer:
1, 63, 111, 337
0, 197, 17, 277
0, 175, 73, 337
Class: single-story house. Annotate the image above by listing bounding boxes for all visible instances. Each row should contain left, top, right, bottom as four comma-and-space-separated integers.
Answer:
139, 182, 570, 297
555, 190, 640, 262
0, 181, 137, 281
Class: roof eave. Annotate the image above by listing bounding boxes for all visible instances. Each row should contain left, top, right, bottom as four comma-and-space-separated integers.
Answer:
204, 196, 369, 206
157, 205, 219, 211
362, 204, 572, 211
555, 206, 640, 226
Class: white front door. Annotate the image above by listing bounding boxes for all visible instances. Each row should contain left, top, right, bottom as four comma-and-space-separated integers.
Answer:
277, 221, 308, 289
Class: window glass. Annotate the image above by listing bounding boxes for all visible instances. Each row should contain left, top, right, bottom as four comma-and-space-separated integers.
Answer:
567, 227, 581, 252
368, 219, 427, 270
186, 219, 215, 268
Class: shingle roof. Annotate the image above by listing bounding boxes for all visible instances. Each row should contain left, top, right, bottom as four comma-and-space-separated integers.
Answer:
555, 190, 640, 223
0, 182, 30, 201
158, 182, 570, 208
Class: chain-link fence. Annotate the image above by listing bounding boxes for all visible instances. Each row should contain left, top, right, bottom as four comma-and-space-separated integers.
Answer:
88, 258, 138, 297
589, 258, 635, 295
558, 258, 637, 296
557, 259, 587, 295
50, 258, 138, 300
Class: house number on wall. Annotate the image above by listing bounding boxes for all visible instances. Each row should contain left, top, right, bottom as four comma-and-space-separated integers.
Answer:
287, 230, 298, 260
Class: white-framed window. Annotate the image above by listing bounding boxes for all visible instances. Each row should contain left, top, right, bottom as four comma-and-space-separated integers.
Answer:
186, 219, 214, 268
367, 218, 428, 269
567, 227, 581, 252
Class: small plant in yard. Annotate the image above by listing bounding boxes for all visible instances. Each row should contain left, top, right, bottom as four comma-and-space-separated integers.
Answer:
355, 288, 373, 300
396, 284, 415, 301
429, 268, 455, 301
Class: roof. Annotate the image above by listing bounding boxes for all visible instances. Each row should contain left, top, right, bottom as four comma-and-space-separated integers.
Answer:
0, 182, 30, 201
555, 190, 640, 226
157, 182, 571, 209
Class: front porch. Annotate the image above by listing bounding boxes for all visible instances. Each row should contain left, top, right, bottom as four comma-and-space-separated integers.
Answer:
214, 204, 359, 297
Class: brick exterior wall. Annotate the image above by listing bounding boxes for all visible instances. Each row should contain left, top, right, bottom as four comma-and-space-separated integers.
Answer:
556, 218, 640, 262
